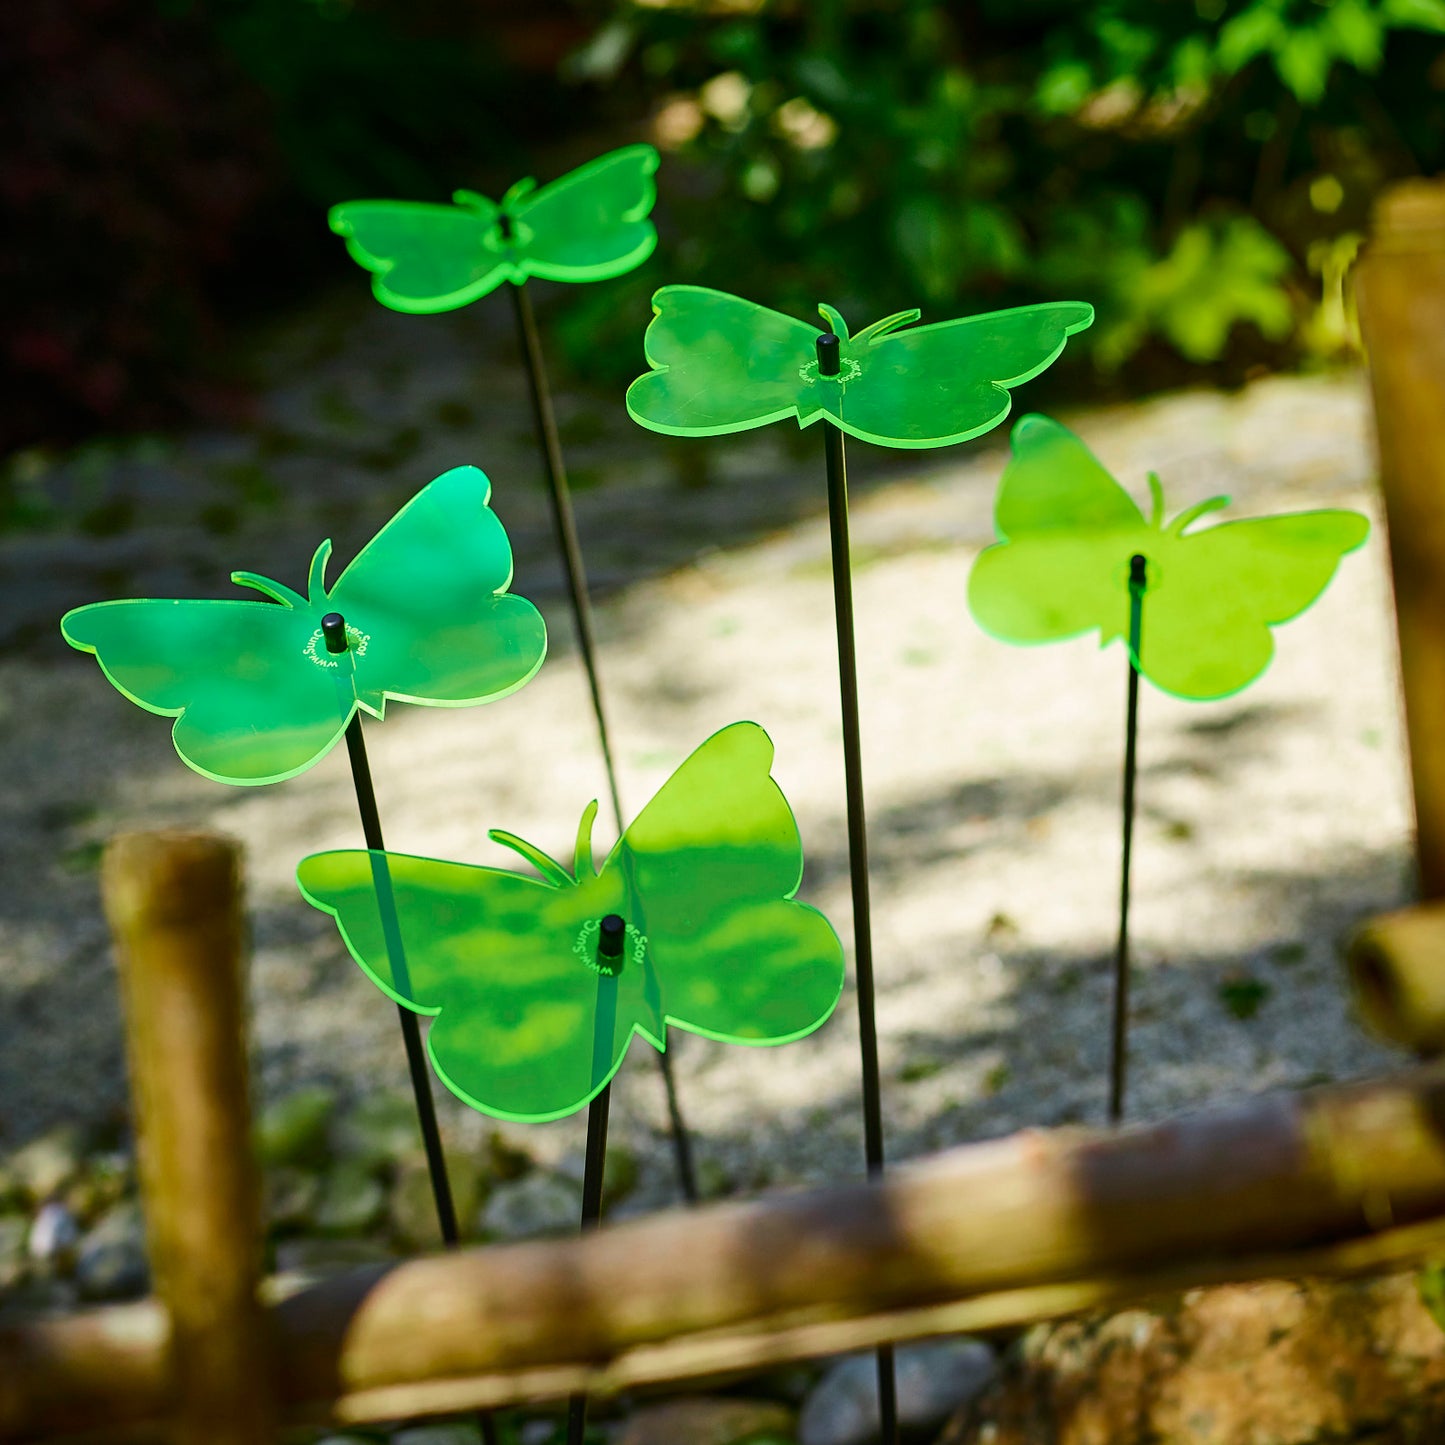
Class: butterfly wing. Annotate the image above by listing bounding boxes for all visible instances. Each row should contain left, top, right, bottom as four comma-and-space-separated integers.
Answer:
509, 144, 659, 283
968, 414, 1150, 649
603, 721, 845, 1047
61, 599, 353, 785
329, 198, 507, 313
1135, 509, 1370, 700
625, 286, 825, 437
297, 849, 657, 1122
328, 465, 547, 714
837, 302, 1095, 448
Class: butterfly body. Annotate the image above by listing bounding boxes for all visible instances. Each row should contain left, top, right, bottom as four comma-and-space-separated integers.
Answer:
626, 286, 1095, 448
61, 466, 547, 785
967, 415, 1370, 699
297, 722, 845, 1122
330, 145, 660, 313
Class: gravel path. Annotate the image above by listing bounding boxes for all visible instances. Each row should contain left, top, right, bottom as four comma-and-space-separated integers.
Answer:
0, 292, 1410, 1209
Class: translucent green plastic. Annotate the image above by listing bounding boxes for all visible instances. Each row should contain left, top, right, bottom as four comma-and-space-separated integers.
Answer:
625, 285, 1094, 449
966, 415, 1370, 700
61, 466, 547, 785
329, 145, 659, 313
296, 721, 845, 1122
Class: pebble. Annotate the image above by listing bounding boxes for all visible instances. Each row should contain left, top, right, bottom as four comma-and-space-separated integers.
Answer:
798, 1339, 998, 1445
333, 1093, 420, 1170
615, 1395, 795, 1445
390, 1424, 483, 1445
0, 1215, 28, 1289
255, 1085, 336, 1170
480, 1173, 583, 1241
313, 1160, 386, 1236
26, 1199, 81, 1267
11, 1125, 86, 1203
75, 1202, 149, 1301
389, 1154, 487, 1250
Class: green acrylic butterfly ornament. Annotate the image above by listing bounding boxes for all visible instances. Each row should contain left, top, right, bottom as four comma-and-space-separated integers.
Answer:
330, 144, 660, 313
966, 415, 1370, 700
61, 466, 547, 785
296, 721, 845, 1123
625, 285, 1095, 448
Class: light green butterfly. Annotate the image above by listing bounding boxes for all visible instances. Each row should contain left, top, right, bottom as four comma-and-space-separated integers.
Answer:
967, 415, 1369, 699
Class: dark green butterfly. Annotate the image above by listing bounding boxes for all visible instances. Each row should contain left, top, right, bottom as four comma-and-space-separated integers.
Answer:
626, 285, 1094, 448
967, 415, 1370, 699
330, 144, 659, 313
61, 466, 546, 785
296, 722, 845, 1122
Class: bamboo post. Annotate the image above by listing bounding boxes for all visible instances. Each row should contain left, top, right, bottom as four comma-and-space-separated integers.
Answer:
1355, 179, 1445, 898
10, 1065, 1445, 1438
101, 831, 275, 1445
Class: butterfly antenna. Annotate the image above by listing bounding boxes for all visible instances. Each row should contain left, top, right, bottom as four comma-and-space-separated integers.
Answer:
853, 309, 923, 346
487, 829, 573, 887
229, 571, 306, 608
1167, 493, 1231, 536
816, 303, 851, 342
1146, 473, 1166, 529
306, 540, 334, 609
500, 176, 537, 212
573, 799, 600, 880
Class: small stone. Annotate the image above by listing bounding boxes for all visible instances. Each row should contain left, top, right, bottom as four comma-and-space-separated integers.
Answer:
265, 1166, 323, 1232
273, 1237, 394, 1275
603, 1144, 639, 1208
391, 1424, 483, 1445
27, 1200, 81, 1269
0, 1215, 29, 1290
11, 1124, 87, 1203
389, 1154, 487, 1250
480, 1173, 583, 1241
75, 1202, 149, 1301
255, 1086, 336, 1170
64, 1152, 133, 1225
0, 1165, 24, 1213
615, 1395, 795, 1445
799, 1339, 996, 1445
314, 1160, 386, 1236
486, 1130, 533, 1182
333, 1093, 419, 1170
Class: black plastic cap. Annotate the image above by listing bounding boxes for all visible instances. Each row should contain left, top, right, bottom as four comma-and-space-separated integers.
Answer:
1129, 554, 1148, 586
321, 613, 349, 654
598, 914, 626, 960
816, 331, 840, 377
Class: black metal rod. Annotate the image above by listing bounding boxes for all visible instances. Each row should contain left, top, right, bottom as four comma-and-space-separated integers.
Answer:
327, 616, 499, 1445
565, 915, 623, 1445
1109, 556, 1148, 1125
815, 331, 896, 1445
505, 279, 698, 1206
508, 279, 624, 833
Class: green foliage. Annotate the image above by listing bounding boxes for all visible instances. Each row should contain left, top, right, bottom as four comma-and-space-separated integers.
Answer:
574, 0, 1445, 381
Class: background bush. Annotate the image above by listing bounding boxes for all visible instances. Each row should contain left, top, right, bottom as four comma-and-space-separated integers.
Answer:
6, 0, 1445, 451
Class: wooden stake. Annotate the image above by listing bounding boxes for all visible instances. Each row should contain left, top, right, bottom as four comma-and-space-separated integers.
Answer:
1356, 179, 1445, 898
100, 831, 274, 1445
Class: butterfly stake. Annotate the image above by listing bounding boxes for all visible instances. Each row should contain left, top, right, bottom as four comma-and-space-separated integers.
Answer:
297, 719, 844, 1444
626, 284, 1093, 1445
62, 463, 547, 1270
967, 414, 1370, 1120
330, 145, 701, 1205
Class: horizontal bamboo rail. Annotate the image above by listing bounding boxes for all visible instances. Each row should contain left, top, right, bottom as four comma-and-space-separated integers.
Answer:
8, 1064, 1445, 1440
